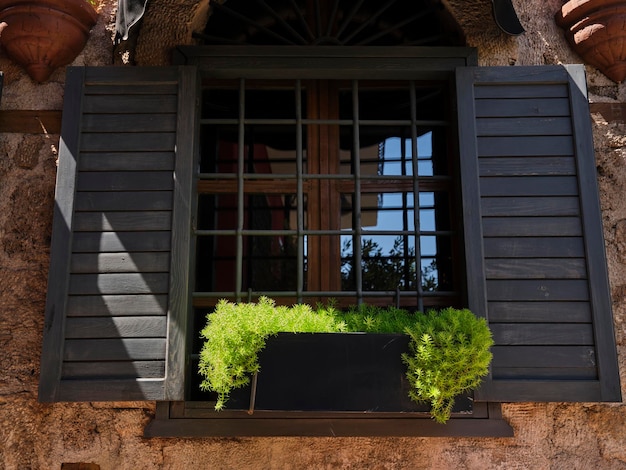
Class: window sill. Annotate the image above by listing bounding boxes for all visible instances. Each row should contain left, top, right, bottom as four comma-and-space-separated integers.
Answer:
145, 402, 514, 438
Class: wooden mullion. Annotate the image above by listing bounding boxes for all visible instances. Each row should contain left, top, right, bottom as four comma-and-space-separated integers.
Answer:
324, 80, 342, 292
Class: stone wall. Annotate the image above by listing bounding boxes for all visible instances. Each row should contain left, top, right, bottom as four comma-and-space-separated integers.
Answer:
1, 0, 625, 468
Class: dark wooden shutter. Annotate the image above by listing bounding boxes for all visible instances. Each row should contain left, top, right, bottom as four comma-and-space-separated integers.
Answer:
39, 66, 197, 402
457, 65, 621, 402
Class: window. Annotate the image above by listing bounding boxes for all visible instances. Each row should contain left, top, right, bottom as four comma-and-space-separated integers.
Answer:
39, 53, 621, 437
188, 75, 465, 411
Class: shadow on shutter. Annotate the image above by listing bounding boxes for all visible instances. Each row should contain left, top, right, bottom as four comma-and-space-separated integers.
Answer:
457, 65, 621, 403
39, 66, 197, 402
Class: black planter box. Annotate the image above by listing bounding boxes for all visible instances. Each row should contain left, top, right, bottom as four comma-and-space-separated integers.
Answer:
220, 333, 472, 413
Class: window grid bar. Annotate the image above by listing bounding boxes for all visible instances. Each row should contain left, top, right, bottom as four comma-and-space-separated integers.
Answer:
198, 173, 452, 182
193, 290, 459, 299
200, 118, 450, 127
235, 78, 246, 301
400, 110, 411, 304
195, 229, 455, 237
352, 80, 363, 304
296, 79, 305, 302
410, 81, 425, 312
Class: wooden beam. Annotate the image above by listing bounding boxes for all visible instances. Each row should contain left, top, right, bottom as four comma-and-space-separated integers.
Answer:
590, 102, 626, 124
0, 110, 62, 133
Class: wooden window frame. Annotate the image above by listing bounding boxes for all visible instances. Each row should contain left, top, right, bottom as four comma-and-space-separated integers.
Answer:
142, 46, 514, 437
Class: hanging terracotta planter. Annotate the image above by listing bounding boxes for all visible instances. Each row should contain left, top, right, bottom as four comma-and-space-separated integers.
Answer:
0, 0, 98, 82
556, 0, 626, 83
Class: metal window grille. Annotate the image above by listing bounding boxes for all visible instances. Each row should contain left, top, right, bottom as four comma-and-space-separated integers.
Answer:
192, 77, 459, 311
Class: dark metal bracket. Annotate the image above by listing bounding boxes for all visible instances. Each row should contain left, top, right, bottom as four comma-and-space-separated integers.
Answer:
491, 0, 525, 36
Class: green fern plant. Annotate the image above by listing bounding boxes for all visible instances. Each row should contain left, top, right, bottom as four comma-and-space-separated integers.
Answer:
198, 296, 346, 410
402, 307, 494, 423
198, 298, 493, 421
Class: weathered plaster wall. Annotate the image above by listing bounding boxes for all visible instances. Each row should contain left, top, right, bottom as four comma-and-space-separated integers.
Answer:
1, 0, 625, 468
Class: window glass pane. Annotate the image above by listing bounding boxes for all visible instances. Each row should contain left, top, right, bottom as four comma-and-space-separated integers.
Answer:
199, 125, 238, 173
245, 80, 303, 119
245, 125, 301, 170
242, 234, 299, 291
199, 126, 305, 173
342, 235, 417, 292
353, 84, 412, 121
420, 192, 451, 231
195, 235, 236, 292
362, 192, 414, 231
420, 235, 454, 292
202, 81, 240, 120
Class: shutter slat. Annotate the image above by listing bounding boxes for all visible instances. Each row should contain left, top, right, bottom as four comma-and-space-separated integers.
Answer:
81, 133, 176, 152
475, 98, 570, 117
485, 258, 586, 279
482, 217, 582, 237
488, 301, 592, 323
73, 212, 172, 232
56, 380, 166, 402
69, 273, 170, 295
79, 152, 174, 172
476, 117, 572, 136
479, 156, 576, 176
75, 191, 173, 211
77, 172, 173, 191
486, 280, 589, 301
71, 252, 170, 273
82, 114, 177, 133
65, 316, 167, 339
85, 84, 178, 95
481, 197, 580, 217
480, 176, 578, 196
83, 95, 178, 113
484, 237, 584, 258
62, 361, 165, 379
478, 136, 574, 157
492, 368, 597, 380
491, 324, 594, 345
72, 232, 171, 252
67, 294, 168, 317
473, 84, 569, 99
64, 338, 167, 361
491, 346, 595, 369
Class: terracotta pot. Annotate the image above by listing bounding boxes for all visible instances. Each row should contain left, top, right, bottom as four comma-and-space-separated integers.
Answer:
556, 0, 626, 83
0, 0, 98, 82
